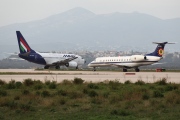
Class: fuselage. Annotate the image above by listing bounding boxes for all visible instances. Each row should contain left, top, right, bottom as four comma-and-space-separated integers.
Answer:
88, 55, 162, 68
19, 52, 85, 66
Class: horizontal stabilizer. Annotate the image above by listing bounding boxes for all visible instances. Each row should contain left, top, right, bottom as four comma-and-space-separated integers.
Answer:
153, 42, 176, 44
151, 62, 166, 65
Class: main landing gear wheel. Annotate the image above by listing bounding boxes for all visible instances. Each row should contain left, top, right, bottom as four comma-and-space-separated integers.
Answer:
76, 66, 78, 70
44, 66, 49, 69
93, 67, 96, 71
123, 69, 127, 72
65, 63, 69, 67
55, 66, 60, 69
135, 68, 140, 72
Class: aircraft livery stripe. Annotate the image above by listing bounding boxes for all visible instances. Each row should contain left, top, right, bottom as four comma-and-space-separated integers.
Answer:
91, 61, 158, 64
20, 37, 30, 51
20, 44, 25, 52
20, 42, 27, 52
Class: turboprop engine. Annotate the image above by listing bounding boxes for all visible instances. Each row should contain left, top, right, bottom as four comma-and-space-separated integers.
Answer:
130, 55, 147, 62
65, 61, 78, 68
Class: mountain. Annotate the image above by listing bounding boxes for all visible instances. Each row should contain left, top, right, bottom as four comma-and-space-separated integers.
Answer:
0, 7, 180, 59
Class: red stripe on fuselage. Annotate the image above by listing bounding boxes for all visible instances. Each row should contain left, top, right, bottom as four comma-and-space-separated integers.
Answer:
20, 37, 31, 51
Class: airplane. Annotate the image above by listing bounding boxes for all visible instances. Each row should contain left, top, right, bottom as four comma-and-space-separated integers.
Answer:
16, 31, 86, 69
88, 42, 174, 72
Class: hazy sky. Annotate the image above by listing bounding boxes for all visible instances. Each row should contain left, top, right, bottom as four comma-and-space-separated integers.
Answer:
0, 0, 180, 27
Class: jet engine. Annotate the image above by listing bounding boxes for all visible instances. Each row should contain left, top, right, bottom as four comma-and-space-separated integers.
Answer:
65, 61, 78, 68
130, 55, 147, 62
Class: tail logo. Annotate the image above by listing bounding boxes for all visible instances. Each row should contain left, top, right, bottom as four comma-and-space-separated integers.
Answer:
19, 37, 30, 53
158, 48, 164, 56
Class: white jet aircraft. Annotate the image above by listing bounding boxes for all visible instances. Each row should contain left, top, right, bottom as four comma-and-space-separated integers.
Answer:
16, 31, 85, 69
88, 42, 174, 72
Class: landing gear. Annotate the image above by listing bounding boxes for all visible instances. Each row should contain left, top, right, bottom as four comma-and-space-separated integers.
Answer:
44, 65, 49, 69
65, 63, 69, 67
76, 66, 78, 70
123, 68, 127, 72
55, 66, 60, 69
93, 67, 96, 71
135, 68, 140, 72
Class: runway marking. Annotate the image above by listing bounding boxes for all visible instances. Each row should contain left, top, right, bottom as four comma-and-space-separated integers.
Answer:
125, 73, 136, 75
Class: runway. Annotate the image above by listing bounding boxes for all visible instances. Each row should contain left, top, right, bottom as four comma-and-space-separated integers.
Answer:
0, 69, 179, 83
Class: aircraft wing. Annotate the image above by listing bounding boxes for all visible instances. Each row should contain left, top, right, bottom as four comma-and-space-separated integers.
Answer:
103, 62, 126, 68
8, 58, 24, 60
3, 52, 18, 55
52, 56, 78, 65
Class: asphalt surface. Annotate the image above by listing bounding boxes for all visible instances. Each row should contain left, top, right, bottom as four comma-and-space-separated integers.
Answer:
0, 69, 179, 83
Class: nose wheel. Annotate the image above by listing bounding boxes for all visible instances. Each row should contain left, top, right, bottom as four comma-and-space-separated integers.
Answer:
55, 66, 60, 69
123, 68, 127, 72
93, 67, 96, 71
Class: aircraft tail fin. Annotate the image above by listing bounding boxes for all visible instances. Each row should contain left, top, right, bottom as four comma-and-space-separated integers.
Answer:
146, 42, 175, 57
16, 31, 35, 54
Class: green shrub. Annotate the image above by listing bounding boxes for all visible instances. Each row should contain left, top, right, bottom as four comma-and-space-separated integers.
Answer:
119, 109, 130, 116
165, 92, 180, 104
7, 80, 16, 89
15, 81, 22, 88
110, 95, 121, 104
41, 90, 50, 97
109, 80, 120, 90
103, 92, 110, 98
22, 89, 30, 95
165, 84, 178, 91
87, 83, 99, 89
69, 91, 83, 99
110, 109, 130, 116
0, 90, 7, 96
62, 80, 72, 85
153, 90, 164, 98
110, 109, 118, 115
34, 84, 43, 90
135, 80, 145, 85
88, 90, 98, 97
14, 96, 20, 100
23, 78, 34, 86
142, 93, 150, 100
49, 81, 57, 89
57, 90, 67, 96
59, 98, 66, 105
73, 77, 84, 84
91, 96, 104, 104
20, 104, 31, 111
124, 80, 131, 84
0, 79, 6, 85
4, 100, 18, 109
33, 80, 43, 84
36, 91, 41, 96
45, 80, 51, 85
83, 88, 88, 94
155, 78, 167, 85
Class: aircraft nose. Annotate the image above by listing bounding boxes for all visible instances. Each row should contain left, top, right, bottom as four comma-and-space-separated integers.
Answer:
88, 62, 92, 67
